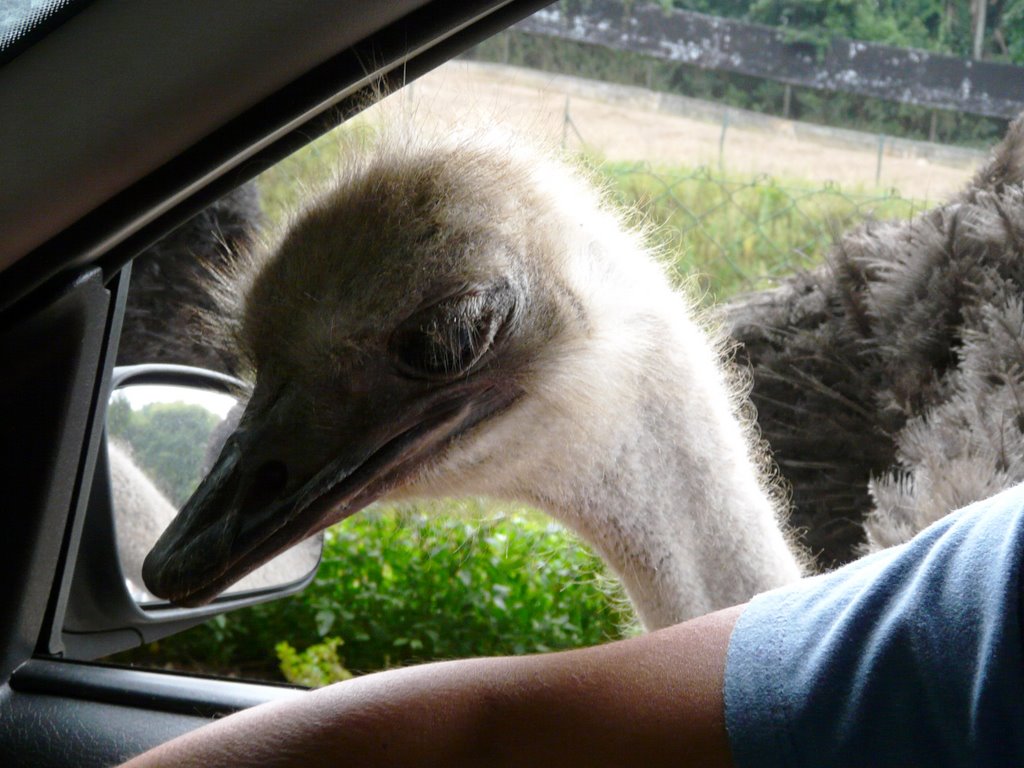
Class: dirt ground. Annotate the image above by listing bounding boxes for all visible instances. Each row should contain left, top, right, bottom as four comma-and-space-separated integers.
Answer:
371, 60, 982, 201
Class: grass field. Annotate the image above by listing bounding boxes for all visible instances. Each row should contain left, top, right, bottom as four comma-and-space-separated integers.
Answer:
259, 126, 929, 303
599, 161, 928, 301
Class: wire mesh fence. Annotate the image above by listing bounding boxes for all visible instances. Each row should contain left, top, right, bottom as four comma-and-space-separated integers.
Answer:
598, 162, 930, 303
260, 103, 937, 307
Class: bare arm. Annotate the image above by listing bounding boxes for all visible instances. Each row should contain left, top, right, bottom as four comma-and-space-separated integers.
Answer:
122, 604, 742, 768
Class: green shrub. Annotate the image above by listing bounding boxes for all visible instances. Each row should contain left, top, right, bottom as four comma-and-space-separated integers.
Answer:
276, 638, 352, 687
107, 397, 218, 506
114, 501, 634, 680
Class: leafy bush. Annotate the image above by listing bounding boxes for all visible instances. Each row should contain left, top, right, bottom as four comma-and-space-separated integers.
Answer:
276, 638, 352, 687
114, 501, 634, 681
107, 396, 219, 506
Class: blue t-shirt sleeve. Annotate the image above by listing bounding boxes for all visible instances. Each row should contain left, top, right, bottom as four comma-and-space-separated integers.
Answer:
724, 483, 1024, 767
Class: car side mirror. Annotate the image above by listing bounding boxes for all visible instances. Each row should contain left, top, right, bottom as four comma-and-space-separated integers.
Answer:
61, 364, 322, 660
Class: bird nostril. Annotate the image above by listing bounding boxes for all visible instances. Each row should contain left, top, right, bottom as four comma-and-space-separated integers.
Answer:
241, 460, 289, 515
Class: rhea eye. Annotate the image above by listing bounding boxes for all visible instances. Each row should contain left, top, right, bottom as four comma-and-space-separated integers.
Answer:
391, 284, 514, 379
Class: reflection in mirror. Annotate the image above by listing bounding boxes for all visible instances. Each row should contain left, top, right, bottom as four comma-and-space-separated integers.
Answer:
107, 383, 321, 605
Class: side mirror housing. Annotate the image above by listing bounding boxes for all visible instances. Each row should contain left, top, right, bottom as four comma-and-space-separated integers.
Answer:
61, 364, 322, 660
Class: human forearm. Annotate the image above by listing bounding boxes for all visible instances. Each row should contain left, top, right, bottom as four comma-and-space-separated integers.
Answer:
121, 604, 741, 768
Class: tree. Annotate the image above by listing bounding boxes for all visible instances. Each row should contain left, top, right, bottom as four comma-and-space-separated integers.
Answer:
111, 401, 219, 507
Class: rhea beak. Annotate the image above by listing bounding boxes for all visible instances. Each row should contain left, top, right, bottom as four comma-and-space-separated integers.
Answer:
142, 379, 519, 607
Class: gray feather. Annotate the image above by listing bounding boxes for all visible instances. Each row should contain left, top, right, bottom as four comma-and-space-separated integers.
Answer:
726, 115, 1024, 566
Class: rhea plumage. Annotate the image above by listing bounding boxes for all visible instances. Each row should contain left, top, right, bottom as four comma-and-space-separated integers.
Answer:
140, 128, 804, 629
117, 183, 262, 371
727, 114, 1024, 566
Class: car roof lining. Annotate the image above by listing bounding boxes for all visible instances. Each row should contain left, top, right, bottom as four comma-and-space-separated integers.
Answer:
0, 0, 430, 276
0, 0, 552, 315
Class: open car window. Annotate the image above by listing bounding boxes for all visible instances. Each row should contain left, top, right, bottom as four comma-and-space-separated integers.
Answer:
91, 7, 997, 685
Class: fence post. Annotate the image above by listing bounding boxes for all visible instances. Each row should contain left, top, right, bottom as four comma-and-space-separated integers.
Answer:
875, 134, 885, 186
719, 110, 729, 174
562, 96, 570, 149
783, 84, 792, 119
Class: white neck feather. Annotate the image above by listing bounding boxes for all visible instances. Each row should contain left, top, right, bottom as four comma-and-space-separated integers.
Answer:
543, 316, 803, 629
503, 308, 802, 628
429, 281, 801, 629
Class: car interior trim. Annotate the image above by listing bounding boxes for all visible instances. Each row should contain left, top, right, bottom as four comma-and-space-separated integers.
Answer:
11, 659, 305, 718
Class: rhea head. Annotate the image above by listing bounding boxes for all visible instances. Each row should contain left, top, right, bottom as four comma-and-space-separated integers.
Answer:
141, 132, 613, 606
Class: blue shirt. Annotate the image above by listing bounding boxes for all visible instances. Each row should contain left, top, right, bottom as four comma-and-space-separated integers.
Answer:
725, 483, 1024, 767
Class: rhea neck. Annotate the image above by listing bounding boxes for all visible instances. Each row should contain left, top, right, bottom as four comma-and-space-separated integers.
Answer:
562, 318, 799, 628
451, 281, 803, 630
577, 335, 802, 628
